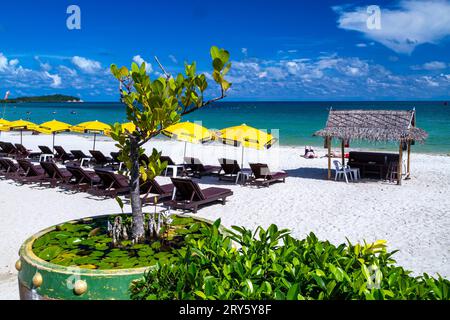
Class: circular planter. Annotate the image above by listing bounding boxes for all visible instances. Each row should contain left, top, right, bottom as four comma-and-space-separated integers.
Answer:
17, 213, 216, 300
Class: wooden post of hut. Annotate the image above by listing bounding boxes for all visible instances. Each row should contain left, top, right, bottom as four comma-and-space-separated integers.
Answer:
327, 136, 331, 180
341, 139, 345, 167
397, 140, 403, 185
406, 140, 411, 179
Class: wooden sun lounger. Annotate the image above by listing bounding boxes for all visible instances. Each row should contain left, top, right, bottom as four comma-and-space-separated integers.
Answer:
15, 144, 41, 159
248, 163, 287, 187
38, 145, 54, 155
17, 159, 48, 184
139, 178, 175, 204
89, 150, 114, 167
54, 146, 75, 163
65, 164, 101, 191
40, 161, 73, 187
0, 158, 25, 180
160, 156, 177, 166
218, 158, 241, 181
91, 168, 130, 198
183, 157, 221, 178
164, 177, 233, 213
0, 142, 19, 158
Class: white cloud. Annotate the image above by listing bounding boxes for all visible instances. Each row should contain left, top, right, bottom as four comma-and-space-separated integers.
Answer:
44, 71, 62, 88
411, 61, 448, 70
168, 54, 178, 64
241, 48, 248, 56
9, 59, 19, 67
132, 55, 152, 73
335, 1, 450, 54
0, 53, 8, 71
71, 56, 102, 73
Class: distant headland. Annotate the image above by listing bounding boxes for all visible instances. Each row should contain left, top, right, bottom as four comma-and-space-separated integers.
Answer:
0, 94, 82, 103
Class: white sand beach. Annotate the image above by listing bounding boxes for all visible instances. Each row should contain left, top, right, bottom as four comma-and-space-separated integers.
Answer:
1, 131, 449, 299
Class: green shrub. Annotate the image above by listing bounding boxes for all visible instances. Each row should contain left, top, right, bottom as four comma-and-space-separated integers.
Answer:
129, 220, 449, 300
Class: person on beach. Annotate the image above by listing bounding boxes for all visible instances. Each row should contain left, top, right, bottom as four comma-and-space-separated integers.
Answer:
303, 146, 317, 159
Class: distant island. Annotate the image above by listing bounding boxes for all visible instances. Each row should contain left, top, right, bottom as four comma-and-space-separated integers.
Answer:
0, 94, 82, 103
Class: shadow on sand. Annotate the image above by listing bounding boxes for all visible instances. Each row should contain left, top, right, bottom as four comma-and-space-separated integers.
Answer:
284, 167, 329, 181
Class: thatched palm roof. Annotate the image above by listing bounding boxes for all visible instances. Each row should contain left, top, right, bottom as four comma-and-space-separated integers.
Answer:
314, 109, 428, 142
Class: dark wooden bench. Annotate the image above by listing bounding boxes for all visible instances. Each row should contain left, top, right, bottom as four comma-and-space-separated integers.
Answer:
348, 151, 399, 179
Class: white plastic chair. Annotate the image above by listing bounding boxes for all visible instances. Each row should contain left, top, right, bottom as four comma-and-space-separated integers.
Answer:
333, 160, 352, 183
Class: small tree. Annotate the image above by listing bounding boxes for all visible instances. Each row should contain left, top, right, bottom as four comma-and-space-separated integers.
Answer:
109, 46, 231, 243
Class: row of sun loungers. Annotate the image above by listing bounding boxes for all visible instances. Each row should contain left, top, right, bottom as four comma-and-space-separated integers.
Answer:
0, 155, 235, 213
1, 141, 287, 211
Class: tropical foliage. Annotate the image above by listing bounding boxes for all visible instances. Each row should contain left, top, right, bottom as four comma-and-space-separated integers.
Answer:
130, 220, 449, 300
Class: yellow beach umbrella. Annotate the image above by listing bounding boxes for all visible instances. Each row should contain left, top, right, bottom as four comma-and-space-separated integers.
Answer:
4, 119, 39, 144
36, 120, 72, 152
105, 122, 136, 136
162, 121, 213, 158
217, 124, 276, 168
70, 120, 111, 150
0, 119, 10, 133
120, 122, 136, 133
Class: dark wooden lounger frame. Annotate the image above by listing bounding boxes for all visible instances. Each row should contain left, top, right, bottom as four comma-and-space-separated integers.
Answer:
91, 168, 130, 198
248, 163, 288, 187
164, 177, 233, 213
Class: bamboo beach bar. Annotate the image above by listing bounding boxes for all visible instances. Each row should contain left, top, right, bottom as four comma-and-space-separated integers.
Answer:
314, 108, 428, 185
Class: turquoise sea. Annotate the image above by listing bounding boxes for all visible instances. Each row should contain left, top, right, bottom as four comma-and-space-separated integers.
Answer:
1, 101, 449, 154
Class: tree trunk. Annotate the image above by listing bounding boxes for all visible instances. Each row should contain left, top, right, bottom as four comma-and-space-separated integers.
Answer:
129, 137, 145, 242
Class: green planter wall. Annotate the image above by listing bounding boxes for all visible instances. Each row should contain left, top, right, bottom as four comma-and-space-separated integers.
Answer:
17, 214, 214, 300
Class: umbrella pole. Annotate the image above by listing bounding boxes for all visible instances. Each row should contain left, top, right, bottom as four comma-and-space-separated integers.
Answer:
52, 133, 56, 153
183, 141, 187, 160
93, 133, 97, 151
241, 145, 244, 169
20, 130, 23, 145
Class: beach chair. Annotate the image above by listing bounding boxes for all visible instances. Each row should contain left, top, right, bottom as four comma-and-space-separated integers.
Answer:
65, 164, 101, 191
164, 177, 233, 213
333, 160, 352, 183
183, 157, 221, 178
140, 178, 175, 204
39, 161, 73, 187
218, 158, 242, 181
160, 156, 176, 166
248, 163, 288, 187
17, 159, 48, 184
91, 168, 130, 198
54, 146, 75, 163
0, 142, 19, 158
70, 150, 93, 166
89, 150, 114, 167
38, 145, 54, 155
0, 158, 24, 180
110, 152, 124, 170
14, 144, 41, 159
160, 156, 184, 177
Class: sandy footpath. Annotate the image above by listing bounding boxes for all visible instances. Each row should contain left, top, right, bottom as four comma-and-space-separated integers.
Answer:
0, 132, 449, 299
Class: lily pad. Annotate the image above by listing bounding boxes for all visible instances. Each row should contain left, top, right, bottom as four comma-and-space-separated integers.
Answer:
38, 246, 62, 260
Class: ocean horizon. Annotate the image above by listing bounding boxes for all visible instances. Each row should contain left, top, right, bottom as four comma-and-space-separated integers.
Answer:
1, 100, 449, 154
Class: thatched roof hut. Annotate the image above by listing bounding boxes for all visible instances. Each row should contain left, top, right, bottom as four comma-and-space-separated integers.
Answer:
314, 109, 428, 142
314, 109, 427, 185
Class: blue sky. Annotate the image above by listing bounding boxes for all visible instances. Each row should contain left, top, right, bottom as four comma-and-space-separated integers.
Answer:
0, 0, 449, 101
